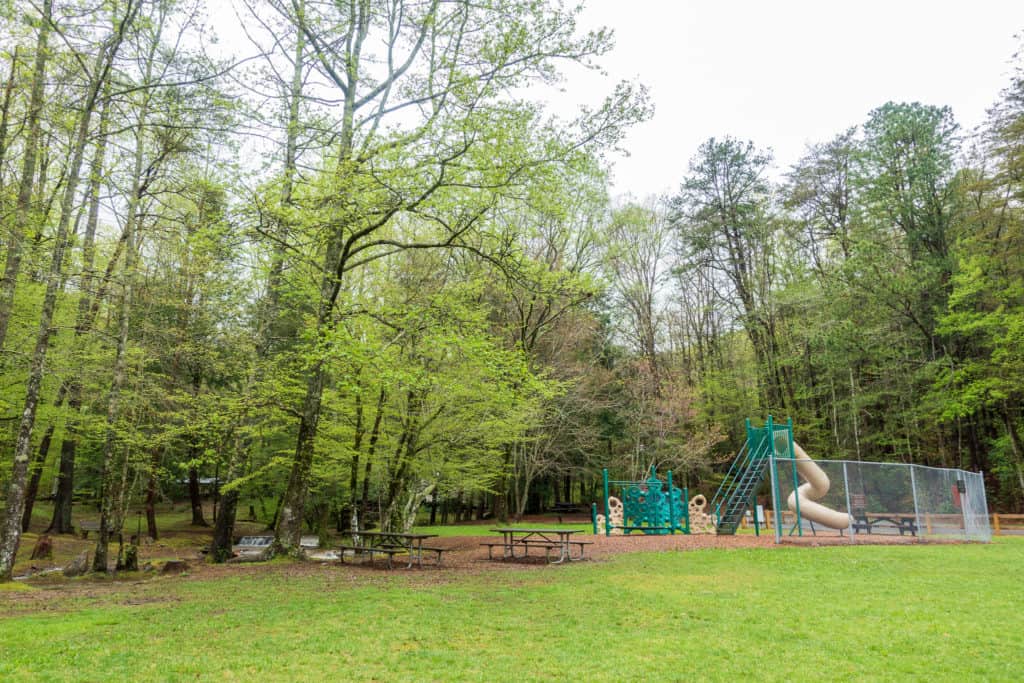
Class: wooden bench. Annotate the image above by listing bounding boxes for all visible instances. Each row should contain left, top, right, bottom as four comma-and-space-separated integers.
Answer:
571, 540, 593, 558
480, 542, 510, 560
480, 539, 592, 561
77, 521, 100, 539
482, 539, 564, 561
338, 544, 405, 569
374, 542, 449, 567
416, 546, 448, 566
551, 502, 586, 523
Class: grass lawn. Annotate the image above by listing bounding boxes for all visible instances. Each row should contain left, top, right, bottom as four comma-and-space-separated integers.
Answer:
2, 538, 1022, 681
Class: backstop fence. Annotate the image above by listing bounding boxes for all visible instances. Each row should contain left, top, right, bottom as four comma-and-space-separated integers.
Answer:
767, 456, 991, 543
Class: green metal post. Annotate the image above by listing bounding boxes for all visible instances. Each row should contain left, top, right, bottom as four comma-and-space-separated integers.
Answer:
602, 468, 611, 537
752, 494, 760, 536
591, 503, 598, 535
786, 417, 803, 536
667, 470, 675, 534
768, 418, 783, 543
684, 486, 690, 534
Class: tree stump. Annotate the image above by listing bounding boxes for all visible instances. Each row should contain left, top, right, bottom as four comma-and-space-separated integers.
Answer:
63, 551, 89, 577
30, 535, 54, 560
122, 544, 139, 571
160, 560, 188, 574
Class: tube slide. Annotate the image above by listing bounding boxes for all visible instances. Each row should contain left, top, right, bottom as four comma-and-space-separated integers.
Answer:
785, 442, 853, 530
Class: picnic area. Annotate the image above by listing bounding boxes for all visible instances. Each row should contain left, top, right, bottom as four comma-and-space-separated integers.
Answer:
2, 498, 1023, 681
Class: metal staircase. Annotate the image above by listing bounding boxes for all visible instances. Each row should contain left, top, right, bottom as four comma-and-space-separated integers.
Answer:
711, 418, 784, 535
711, 441, 770, 534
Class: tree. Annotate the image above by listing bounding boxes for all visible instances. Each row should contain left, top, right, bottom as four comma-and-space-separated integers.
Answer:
0, 0, 142, 581
261, 0, 647, 553
671, 137, 787, 411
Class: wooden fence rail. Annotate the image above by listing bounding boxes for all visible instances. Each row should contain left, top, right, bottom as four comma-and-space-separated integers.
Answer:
740, 511, 1022, 536
991, 514, 1024, 535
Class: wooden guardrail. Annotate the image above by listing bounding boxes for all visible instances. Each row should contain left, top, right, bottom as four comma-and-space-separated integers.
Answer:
991, 514, 1024, 535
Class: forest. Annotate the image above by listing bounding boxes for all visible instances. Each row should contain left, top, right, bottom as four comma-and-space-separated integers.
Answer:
0, 0, 1022, 581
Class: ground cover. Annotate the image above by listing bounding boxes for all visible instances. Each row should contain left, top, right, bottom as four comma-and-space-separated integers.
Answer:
2, 537, 1021, 681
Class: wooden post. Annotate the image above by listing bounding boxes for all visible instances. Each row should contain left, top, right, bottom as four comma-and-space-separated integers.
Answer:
993, 514, 1001, 536
925, 514, 933, 535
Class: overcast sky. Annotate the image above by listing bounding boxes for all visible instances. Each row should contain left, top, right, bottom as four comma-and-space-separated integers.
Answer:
551, 0, 1024, 198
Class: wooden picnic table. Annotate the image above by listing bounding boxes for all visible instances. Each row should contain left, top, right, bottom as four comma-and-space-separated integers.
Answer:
484, 528, 588, 564
340, 531, 443, 569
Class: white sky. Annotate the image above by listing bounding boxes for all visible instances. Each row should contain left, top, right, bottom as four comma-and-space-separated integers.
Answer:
553, 0, 1024, 198
211, 1, 1024, 198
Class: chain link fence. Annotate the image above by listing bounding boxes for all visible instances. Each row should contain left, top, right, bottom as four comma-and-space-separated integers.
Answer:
767, 456, 990, 543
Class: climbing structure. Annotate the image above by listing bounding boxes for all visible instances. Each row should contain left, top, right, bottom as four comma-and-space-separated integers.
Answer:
593, 467, 689, 535
687, 494, 716, 534
712, 416, 794, 535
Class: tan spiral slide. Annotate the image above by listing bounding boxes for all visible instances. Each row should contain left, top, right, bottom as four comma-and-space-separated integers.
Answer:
785, 442, 853, 530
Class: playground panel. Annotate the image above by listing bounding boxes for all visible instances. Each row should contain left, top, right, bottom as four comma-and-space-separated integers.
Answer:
594, 467, 691, 536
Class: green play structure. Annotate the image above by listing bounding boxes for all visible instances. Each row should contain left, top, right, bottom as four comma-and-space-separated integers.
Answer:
591, 466, 690, 535
710, 415, 793, 536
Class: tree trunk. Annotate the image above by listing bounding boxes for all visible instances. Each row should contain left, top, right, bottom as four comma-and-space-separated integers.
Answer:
1001, 404, 1024, 507
212, 12, 306, 559
19, 422, 56, 532
275, 361, 328, 552
188, 465, 207, 526
93, 216, 137, 574
92, 39, 149, 572
47, 75, 115, 536
0, 0, 51, 353
211, 431, 243, 562
358, 386, 386, 532
145, 449, 159, 541
0, 48, 19, 189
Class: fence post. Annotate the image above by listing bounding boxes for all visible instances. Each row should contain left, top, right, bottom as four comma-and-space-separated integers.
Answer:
602, 468, 610, 537
842, 461, 854, 544
789, 457, 803, 538
768, 435, 782, 544
752, 495, 760, 536
977, 470, 992, 541
959, 471, 968, 540
667, 470, 675, 535
683, 486, 690, 534
993, 514, 1001, 536
909, 464, 922, 541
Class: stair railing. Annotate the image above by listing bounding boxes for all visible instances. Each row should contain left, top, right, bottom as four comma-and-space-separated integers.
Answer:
714, 439, 771, 529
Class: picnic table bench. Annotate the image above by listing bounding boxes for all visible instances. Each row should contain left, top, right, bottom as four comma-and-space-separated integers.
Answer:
340, 531, 446, 569
851, 514, 918, 536
849, 495, 918, 536
483, 528, 590, 564
338, 544, 407, 569
550, 502, 587, 523
77, 521, 100, 539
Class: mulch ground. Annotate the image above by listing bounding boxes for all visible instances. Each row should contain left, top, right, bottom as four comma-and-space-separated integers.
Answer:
2, 527, 963, 614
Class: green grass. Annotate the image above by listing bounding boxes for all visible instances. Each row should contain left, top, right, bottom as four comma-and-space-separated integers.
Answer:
3, 539, 1022, 681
